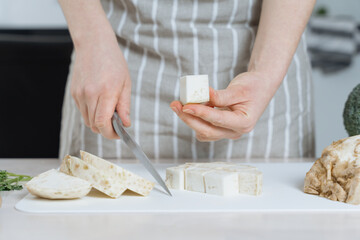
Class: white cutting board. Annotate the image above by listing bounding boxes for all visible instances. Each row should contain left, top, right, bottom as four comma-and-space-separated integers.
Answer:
15, 163, 360, 213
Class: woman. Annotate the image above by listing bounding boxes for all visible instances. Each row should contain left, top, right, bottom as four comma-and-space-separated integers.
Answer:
59, 0, 315, 162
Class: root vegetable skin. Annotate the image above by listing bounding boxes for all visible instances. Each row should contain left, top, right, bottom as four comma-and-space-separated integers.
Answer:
304, 135, 360, 204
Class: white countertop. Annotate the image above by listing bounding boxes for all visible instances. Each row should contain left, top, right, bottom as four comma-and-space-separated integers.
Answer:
1, 159, 360, 240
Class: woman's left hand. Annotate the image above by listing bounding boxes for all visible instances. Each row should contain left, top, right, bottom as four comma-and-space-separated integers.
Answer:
170, 72, 278, 142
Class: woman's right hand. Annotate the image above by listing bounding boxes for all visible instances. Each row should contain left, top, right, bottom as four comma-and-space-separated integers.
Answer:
58, 0, 132, 139
70, 36, 131, 139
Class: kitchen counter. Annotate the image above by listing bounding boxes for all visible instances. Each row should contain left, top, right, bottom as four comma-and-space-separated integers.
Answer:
1, 159, 360, 240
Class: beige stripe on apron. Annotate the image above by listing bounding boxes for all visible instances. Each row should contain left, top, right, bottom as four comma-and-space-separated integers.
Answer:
59, 0, 315, 162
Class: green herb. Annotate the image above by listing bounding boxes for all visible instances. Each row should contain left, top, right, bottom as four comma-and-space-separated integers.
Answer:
0, 170, 32, 191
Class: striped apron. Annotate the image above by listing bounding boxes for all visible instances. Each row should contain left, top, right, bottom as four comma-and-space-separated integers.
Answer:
59, 0, 315, 162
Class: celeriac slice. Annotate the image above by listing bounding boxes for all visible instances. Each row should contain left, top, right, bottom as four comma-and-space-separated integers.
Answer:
80, 151, 154, 196
59, 154, 71, 175
26, 169, 91, 199
64, 156, 127, 198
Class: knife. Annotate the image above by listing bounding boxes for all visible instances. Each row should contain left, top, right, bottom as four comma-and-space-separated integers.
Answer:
112, 112, 172, 196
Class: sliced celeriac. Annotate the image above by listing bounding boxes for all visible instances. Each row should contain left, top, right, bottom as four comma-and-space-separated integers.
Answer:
59, 154, 71, 175
26, 169, 91, 199
64, 156, 127, 198
80, 151, 155, 196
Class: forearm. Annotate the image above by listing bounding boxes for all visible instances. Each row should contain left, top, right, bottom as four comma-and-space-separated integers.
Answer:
248, 0, 315, 88
58, 0, 117, 51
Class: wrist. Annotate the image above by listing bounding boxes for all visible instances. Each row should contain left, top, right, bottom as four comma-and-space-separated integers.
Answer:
230, 71, 281, 101
248, 59, 285, 86
60, 0, 117, 52
71, 24, 117, 52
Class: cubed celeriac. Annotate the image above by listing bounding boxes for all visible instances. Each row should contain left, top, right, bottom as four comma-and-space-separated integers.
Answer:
204, 171, 239, 196
165, 166, 186, 190
221, 165, 257, 172
185, 168, 214, 193
180, 75, 209, 105
238, 170, 262, 196
165, 162, 263, 196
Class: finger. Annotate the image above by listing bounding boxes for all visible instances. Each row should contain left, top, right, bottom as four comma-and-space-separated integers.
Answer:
116, 80, 131, 127
71, 95, 90, 127
79, 102, 90, 127
201, 100, 214, 108
171, 101, 238, 141
94, 95, 119, 139
72, 96, 80, 110
170, 101, 182, 115
182, 103, 250, 132
87, 97, 100, 134
210, 86, 246, 107
70, 83, 91, 127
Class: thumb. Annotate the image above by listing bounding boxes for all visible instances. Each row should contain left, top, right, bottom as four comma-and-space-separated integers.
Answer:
209, 86, 244, 107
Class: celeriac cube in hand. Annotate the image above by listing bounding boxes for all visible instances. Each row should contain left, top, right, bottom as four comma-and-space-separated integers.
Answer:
180, 75, 210, 105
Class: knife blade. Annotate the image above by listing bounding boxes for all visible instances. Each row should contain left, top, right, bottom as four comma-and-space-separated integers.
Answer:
112, 112, 172, 196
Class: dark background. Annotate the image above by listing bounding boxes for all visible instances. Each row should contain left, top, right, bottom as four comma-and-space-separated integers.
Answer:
0, 30, 73, 158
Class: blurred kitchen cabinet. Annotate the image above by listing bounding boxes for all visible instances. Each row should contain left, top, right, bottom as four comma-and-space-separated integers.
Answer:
0, 30, 73, 158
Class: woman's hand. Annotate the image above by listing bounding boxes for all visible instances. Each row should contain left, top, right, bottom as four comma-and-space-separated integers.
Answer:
169, 0, 315, 143
59, 0, 132, 139
170, 72, 278, 142
71, 38, 131, 139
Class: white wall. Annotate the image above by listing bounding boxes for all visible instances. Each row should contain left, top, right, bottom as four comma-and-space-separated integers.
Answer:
314, 0, 360, 22
312, 0, 360, 157
0, 0, 67, 28
313, 57, 360, 157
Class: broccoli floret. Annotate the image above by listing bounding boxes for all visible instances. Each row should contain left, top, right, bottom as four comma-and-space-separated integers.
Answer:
343, 84, 360, 136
